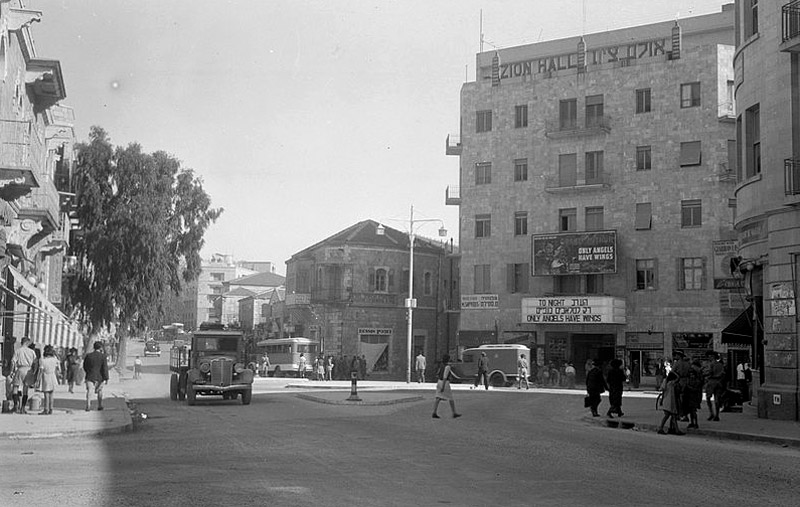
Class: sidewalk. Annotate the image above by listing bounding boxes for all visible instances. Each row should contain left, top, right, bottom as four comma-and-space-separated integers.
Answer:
1, 366, 133, 439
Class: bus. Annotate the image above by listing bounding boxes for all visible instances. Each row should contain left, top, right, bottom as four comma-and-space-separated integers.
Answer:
160, 323, 186, 342
256, 337, 320, 377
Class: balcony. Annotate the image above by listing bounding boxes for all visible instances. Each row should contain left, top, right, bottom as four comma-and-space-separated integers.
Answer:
17, 177, 61, 232
0, 119, 41, 201
545, 116, 612, 139
544, 173, 611, 193
445, 185, 461, 206
785, 158, 800, 195
781, 1, 800, 52
445, 134, 462, 156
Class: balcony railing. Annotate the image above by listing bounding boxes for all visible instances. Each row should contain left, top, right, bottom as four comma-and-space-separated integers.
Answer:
782, 1, 800, 52
349, 292, 400, 307
545, 116, 612, 138
445, 134, 462, 156
785, 158, 800, 195
544, 173, 611, 192
445, 185, 461, 205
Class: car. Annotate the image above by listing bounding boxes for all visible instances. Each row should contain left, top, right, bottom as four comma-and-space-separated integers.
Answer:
144, 340, 161, 357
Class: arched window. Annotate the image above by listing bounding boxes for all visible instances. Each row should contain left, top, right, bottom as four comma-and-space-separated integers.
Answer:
375, 268, 387, 292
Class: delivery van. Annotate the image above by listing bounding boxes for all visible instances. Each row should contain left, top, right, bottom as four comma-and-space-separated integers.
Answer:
451, 344, 531, 387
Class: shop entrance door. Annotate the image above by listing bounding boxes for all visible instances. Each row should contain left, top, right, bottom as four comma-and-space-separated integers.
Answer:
571, 334, 615, 381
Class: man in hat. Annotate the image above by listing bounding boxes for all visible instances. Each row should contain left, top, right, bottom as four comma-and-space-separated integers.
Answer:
473, 351, 489, 390
83, 341, 109, 411
672, 350, 691, 420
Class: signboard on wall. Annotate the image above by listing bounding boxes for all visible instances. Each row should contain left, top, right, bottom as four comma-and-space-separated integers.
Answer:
461, 294, 499, 310
286, 293, 310, 306
357, 328, 393, 336
521, 297, 626, 324
712, 240, 744, 289
531, 230, 617, 276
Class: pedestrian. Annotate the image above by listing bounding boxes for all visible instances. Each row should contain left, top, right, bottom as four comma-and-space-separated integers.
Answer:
432, 354, 461, 419
657, 371, 685, 435
605, 358, 626, 417
585, 359, 607, 417
631, 359, 641, 388
297, 353, 307, 378
736, 361, 749, 402
415, 351, 427, 383
684, 359, 704, 429
564, 362, 576, 389
671, 351, 690, 420
37, 345, 60, 415
315, 355, 325, 381
325, 355, 334, 381
262, 354, 271, 377
743, 362, 753, 402
474, 351, 489, 390
704, 353, 725, 421
133, 355, 142, 379
66, 347, 81, 393
359, 355, 367, 380
517, 354, 529, 390
83, 341, 109, 411
10, 337, 37, 414
550, 362, 560, 386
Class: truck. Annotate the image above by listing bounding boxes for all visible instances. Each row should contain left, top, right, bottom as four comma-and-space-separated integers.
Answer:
169, 323, 254, 405
450, 344, 531, 387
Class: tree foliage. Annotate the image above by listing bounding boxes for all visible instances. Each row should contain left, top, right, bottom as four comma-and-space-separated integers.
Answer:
65, 126, 222, 342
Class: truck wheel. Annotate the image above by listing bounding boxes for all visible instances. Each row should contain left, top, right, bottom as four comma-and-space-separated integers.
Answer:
273, 366, 281, 378
170, 374, 178, 401
187, 384, 196, 406
241, 388, 252, 405
178, 373, 187, 401
490, 372, 506, 388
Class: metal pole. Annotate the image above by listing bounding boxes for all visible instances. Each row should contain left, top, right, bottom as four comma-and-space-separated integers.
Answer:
407, 205, 415, 384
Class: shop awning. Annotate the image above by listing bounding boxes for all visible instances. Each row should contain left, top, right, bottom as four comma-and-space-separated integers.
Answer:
721, 305, 755, 345
1, 265, 83, 351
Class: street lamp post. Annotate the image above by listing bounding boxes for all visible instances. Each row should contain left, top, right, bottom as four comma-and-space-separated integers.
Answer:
379, 205, 446, 383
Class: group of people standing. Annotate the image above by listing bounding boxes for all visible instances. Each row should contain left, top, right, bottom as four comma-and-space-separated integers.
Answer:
6, 338, 109, 415
292, 353, 369, 381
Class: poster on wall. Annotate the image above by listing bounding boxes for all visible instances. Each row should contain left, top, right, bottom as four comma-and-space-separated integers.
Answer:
712, 240, 744, 289
531, 230, 617, 276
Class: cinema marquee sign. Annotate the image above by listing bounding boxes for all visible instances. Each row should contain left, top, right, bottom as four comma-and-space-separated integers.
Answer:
522, 297, 627, 325
499, 38, 668, 79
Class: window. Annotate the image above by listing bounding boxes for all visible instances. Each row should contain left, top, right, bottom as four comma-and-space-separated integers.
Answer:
635, 259, 657, 290
476, 110, 492, 133
507, 263, 530, 293
680, 82, 701, 108
423, 272, 432, 296
585, 207, 604, 231
474, 264, 491, 293
636, 145, 652, 171
515, 105, 528, 128
559, 99, 577, 129
679, 257, 705, 290
585, 94, 604, 128
745, 0, 758, 39
475, 214, 491, 238
514, 211, 528, 236
374, 268, 388, 292
635, 202, 652, 230
586, 274, 604, 294
559, 208, 576, 232
746, 104, 761, 177
679, 141, 702, 167
558, 153, 577, 187
514, 158, 528, 182
400, 268, 410, 294
475, 162, 492, 185
211, 286, 223, 295
636, 88, 651, 113
681, 199, 702, 228
585, 151, 603, 184
210, 272, 225, 281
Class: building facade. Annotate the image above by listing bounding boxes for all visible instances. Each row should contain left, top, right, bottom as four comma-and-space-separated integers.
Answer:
732, 0, 800, 420
1, 1, 82, 374
284, 220, 455, 380
447, 6, 741, 384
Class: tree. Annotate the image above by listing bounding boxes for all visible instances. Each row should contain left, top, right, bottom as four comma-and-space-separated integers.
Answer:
65, 126, 222, 364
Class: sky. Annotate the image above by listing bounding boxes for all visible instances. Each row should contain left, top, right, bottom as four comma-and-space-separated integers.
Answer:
29, 0, 730, 274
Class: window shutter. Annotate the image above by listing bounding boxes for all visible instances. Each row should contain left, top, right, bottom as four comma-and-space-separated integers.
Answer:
635, 203, 652, 230
653, 258, 659, 290
676, 258, 683, 291
507, 264, 515, 293
368, 268, 375, 291
679, 141, 702, 166
521, 264, 530, 293
700, 256, 707, 290
388, 269, 395, 292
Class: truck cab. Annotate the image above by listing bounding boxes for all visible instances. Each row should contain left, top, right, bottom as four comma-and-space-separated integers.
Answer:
169, 323, 254, 405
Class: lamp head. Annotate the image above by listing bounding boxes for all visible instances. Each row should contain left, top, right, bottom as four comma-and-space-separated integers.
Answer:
438, 227, 447, 237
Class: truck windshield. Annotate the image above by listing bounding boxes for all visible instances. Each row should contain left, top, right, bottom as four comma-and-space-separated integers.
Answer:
195, 336, 239, 352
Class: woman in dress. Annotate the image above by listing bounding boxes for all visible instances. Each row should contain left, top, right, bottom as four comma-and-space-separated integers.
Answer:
66, 347, 81, 393
38, 345, 61, 415
432, 355, 461, 419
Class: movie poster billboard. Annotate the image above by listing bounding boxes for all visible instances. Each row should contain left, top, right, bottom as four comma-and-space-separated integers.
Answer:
531, 230, 617, 276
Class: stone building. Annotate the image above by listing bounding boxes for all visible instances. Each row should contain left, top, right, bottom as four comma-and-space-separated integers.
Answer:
731, 0, 800, 420
446, 5, 741, 384
284, 220, 456, 380
1, 1, 82, 372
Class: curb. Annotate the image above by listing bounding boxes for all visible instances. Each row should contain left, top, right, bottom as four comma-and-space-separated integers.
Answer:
295, 393, 425, 406
583, 415, 800, 448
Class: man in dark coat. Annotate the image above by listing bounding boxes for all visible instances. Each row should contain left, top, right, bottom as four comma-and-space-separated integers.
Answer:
83, 341, 109, 411
585, 360, 608, 417
606, 358, 626, 417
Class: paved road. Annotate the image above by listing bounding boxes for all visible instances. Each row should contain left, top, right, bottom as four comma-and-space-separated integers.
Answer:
2, 358, 798, 506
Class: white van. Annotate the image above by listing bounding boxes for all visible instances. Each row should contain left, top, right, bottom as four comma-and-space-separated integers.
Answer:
452, 344, 531, 387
